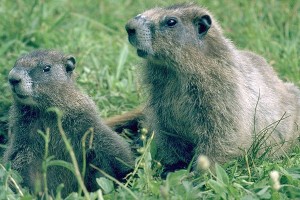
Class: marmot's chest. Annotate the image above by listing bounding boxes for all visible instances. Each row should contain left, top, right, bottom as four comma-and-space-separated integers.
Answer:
151, 88, 205, 142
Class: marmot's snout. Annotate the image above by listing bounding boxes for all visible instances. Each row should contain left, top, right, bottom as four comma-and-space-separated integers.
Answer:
125, 17, 142, 51
125, 21, 136, 39
125, 14, 146, 42
125, 15, 154, 58
8, 69, 22, 87
8, 68, 34, 103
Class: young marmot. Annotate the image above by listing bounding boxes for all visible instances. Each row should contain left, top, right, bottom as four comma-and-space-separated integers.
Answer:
124, 3, 300, 171
3, 50, 134, 195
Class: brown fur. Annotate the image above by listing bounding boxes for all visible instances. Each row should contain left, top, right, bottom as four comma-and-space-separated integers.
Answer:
3, 50, 134, 196
105, 107, 144, 133
125, 3, 300, 171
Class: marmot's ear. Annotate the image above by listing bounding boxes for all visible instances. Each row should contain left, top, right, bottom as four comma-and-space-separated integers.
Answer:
196, 15, 211, 39
66, 56, 76, 72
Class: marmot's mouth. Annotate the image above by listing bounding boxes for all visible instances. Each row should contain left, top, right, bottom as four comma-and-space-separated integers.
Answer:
13, 91, 29, 99
16, 93, 29, 99
137, 49, 148, 58
12, 87, 29, 99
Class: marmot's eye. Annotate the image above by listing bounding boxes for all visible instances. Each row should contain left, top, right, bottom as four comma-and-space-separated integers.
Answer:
166, 18, 177, 27
43, 65, 51, 72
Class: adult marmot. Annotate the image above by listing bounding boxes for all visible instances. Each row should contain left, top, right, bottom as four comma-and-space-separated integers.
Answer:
3, 50, 134, 195
124, 3, 300, 170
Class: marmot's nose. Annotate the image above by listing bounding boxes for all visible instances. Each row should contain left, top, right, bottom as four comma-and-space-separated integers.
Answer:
9, 77, 21, 86
125, 20, 139, 46
125, 14, 145, 37
8, 70, 22, 86
125, 22, 136, 37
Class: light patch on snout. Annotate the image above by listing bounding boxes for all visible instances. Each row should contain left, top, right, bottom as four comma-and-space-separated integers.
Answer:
135, 14, 144, 19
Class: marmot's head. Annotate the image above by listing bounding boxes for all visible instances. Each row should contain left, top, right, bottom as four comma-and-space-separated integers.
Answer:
125, 3, 231, 67
8, 50, 76, 106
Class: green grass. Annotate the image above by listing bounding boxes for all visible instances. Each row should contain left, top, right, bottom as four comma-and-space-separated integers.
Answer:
0, 0, 299, 199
